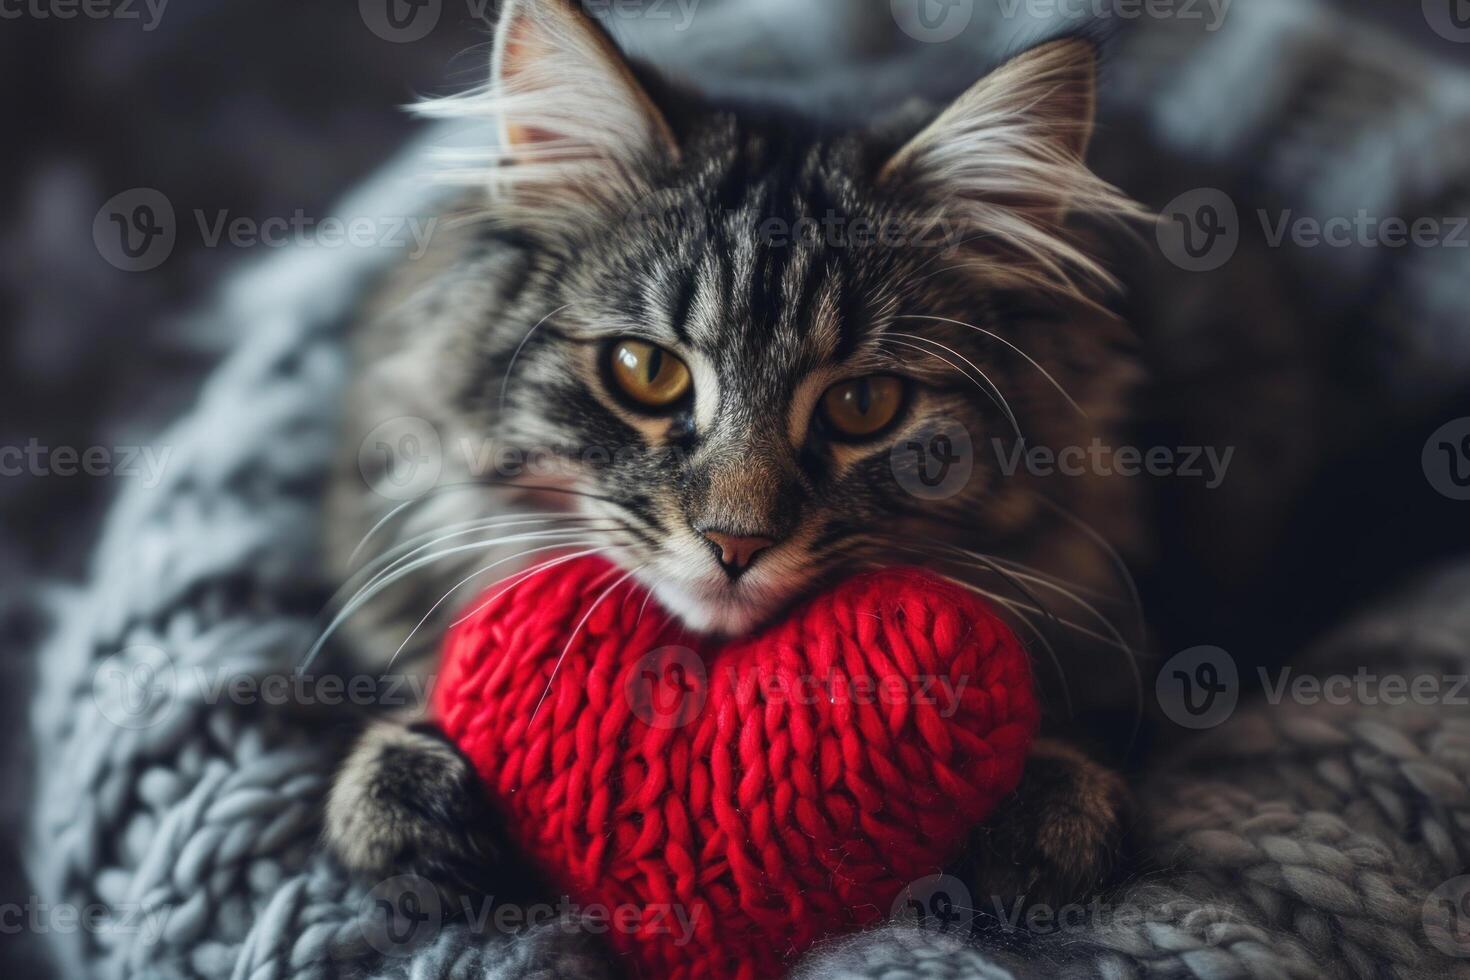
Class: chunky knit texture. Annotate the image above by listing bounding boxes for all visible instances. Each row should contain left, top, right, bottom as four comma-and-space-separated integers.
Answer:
26, 1, 1470, 978
27, 132, 616, 980
435, 558, 1038, 979
798, 581, 1470, 979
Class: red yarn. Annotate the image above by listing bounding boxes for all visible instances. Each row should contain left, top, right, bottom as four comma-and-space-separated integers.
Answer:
435, 557, 1038, 980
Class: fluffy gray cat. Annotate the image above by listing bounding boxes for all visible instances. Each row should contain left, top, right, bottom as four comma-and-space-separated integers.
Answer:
324, 0, 1146, 921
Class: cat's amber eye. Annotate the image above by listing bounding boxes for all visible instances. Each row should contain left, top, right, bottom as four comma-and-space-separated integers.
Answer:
607, 339, 692, 410
820, 376, 906, 439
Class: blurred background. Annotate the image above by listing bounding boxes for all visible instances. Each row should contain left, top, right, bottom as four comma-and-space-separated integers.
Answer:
4, 1, 1469, 974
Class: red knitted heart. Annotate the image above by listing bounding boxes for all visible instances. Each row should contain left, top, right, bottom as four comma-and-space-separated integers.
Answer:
434, 557, 1037, 979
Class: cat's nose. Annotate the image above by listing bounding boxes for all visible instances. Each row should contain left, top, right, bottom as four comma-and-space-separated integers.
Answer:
698, 528, 777, 579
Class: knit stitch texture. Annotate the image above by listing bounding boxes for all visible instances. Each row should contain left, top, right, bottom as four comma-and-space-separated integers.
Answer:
28, 1, 1470, 977
435, 558, 1038, 979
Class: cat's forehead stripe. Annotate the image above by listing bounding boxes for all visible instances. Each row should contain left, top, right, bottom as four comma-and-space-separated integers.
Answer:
671, 167, 861, 368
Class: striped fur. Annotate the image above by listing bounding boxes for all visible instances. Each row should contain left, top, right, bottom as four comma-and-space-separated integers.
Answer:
325, 0, 1147, 907
332, 0, 1145, 675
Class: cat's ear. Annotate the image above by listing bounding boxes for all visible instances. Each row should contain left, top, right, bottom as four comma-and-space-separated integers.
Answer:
492, 0, 678, 164
880, 38, 1138, 301
881, 38, 1097, 204
422, 0, 679, 227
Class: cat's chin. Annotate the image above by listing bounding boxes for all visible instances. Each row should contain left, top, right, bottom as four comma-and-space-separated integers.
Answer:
636, 572, 785, 639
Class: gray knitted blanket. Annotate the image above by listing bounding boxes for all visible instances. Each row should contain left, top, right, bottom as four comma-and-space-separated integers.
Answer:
29, 2, 1470, 978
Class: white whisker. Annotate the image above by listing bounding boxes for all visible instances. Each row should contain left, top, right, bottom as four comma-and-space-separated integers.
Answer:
1031, 494, 1146, 649
500, 304, 571, 416
344, 514, 608, 600
350, 516, 613, 601
527, 561, 647, 727
390, 543, 627, 668
944, 545, 1144, 744
884, 337, 1022, 440
447, 544, 621, 628
862, 553, 1075, 719
896, 314, 1085, 417
348, 482, 507, 566
301, 529, 614, 670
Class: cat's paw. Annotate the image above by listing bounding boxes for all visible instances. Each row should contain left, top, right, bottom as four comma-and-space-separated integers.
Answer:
325, 720, 502, 899
963, 739, 1129, 912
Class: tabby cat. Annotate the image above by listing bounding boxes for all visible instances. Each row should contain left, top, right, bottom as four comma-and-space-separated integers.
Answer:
325, 0, 1146, 918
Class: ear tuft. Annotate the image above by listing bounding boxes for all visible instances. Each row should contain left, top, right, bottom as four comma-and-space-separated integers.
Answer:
416, 0, 679, 232
881, 38, 1142, 304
